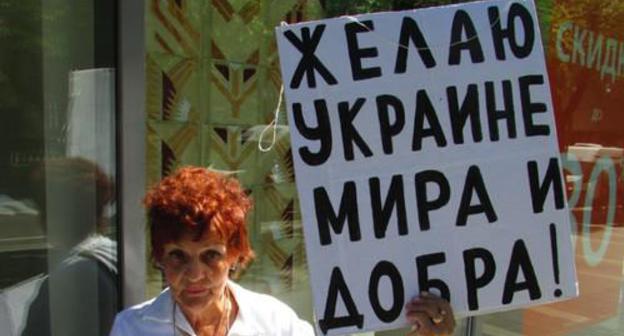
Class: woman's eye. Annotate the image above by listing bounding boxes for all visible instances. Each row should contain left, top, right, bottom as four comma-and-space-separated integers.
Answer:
167, 250, 188, 265
201, 250, 223, 264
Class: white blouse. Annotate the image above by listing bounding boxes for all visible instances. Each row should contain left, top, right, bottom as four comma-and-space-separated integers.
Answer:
109, 281, 314, 336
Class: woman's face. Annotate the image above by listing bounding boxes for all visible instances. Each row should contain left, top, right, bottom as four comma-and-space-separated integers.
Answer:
161, 226, 236, 314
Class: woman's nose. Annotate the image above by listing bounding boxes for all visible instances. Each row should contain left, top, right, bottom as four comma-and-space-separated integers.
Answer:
184, 258, 204, 281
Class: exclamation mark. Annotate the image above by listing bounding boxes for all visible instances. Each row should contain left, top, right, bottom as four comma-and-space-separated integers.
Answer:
550, 223, 562, 297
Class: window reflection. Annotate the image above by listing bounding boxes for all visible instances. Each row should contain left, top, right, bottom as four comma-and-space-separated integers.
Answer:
21, 158, 118, 336
0, 1, 118, 335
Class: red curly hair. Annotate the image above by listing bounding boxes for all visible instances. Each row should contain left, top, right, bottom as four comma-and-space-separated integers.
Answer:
145, 166, 254, 268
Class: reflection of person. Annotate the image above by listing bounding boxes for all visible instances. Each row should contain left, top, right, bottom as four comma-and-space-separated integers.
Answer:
22, 157, 118, 336
110, 166, 454, 336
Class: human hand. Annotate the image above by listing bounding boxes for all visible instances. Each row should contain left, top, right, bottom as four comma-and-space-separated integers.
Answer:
405, 292, 455, 336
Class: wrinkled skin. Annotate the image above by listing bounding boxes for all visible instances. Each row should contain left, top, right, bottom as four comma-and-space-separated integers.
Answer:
405, 292, 456, 336
159, 227, 455, 335
160, 227, 237, 330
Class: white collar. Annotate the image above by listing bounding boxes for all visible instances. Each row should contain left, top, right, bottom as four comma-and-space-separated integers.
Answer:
139, 281, 261, 336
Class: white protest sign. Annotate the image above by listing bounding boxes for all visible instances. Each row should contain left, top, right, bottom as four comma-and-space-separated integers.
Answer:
275, 0, 578, 335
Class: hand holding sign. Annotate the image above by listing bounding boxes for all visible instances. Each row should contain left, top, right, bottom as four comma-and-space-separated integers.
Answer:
406, 292, 456, 336
276, 0, 578, 335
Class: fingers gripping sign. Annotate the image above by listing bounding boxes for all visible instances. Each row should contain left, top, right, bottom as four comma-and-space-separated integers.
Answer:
405, 292, 455, 336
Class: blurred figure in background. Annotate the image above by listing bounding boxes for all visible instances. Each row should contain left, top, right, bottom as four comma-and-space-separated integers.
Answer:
19, 157, 118, 336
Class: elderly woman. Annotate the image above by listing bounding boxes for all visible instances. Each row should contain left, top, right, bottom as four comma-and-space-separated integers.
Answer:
110, 166, 454, 336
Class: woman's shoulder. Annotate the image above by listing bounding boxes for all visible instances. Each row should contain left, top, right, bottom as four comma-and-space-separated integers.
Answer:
228, 282, 315, 335
109, 289, 172, 335
114, 296, 157, 319
229, 282, 296, 314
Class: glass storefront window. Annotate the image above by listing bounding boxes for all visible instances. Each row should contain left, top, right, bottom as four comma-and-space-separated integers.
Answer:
0, 1, 118, 335
138, 0, 623, 336
144, 1, 466, 335
474, 0, 624, 335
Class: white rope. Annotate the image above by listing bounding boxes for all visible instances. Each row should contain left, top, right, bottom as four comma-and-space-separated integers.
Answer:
343, 7, 504, 51
258, 84, 285, 152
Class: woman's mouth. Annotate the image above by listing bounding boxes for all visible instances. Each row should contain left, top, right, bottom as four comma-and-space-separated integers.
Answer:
184, 287, 208, 296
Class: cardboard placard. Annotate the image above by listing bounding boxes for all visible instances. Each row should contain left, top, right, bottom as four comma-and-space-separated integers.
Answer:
275, 1, 578, 334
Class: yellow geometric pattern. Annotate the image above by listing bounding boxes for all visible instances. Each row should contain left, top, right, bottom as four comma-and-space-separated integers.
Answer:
144, 0, 323, 309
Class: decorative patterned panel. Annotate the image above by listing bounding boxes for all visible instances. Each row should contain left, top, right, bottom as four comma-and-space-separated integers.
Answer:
149, 121, 201, 175
207, 0, 264, 62
204, 58, 262, 124
145, 0, 323, 303
200, 125, 263, 186
239, 182, 313, 320
146, 54, 200, 123
260, 125, 295, 184
146, 0, 203, 58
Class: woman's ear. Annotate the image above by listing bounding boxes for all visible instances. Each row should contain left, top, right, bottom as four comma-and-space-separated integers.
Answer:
229, 256, 242, 272
228, 257, 243, 278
